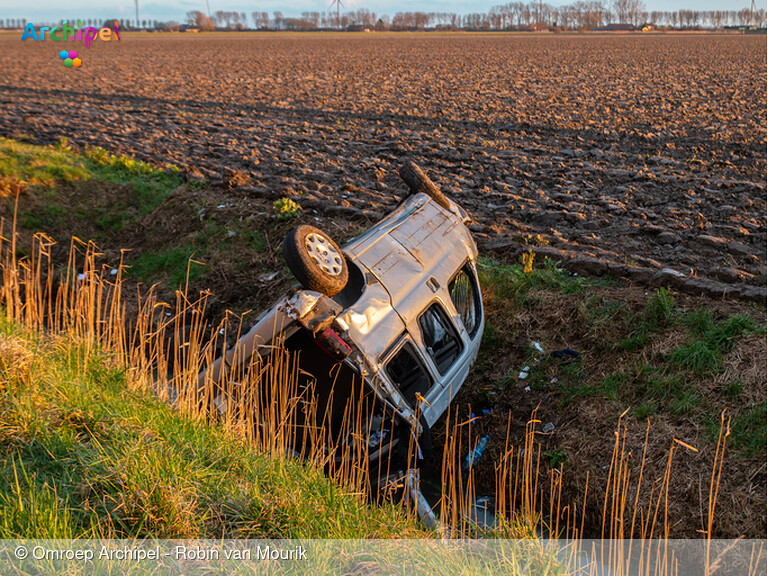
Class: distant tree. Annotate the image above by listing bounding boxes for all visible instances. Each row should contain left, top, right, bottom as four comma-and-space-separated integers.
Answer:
737, 7, 751, 24
186, 10, 214, 30
612, 0, 645, 24
252, 11, 269, 29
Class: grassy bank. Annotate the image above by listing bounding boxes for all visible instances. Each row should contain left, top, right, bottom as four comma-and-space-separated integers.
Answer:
0, 136, 185, 238
0, 320, 423, 539
462, 254, 765, 537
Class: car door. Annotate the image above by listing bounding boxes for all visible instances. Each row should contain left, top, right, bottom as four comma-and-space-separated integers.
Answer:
410, 264, 483, 426
401, 300, 464, 427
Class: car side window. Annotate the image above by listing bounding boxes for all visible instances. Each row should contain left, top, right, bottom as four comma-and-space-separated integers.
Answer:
386, 343, 432, 406
419, 303, 462, 375
449, 266, 481, 339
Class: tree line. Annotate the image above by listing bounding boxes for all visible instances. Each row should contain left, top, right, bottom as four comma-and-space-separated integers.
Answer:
185, 3, 765, 31
2, 3, 765, 32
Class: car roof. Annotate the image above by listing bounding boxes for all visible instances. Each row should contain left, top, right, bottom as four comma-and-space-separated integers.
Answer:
338, 193, 477, 365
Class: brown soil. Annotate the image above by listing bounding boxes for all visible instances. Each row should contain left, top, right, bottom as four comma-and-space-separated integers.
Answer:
0, 33, 765, 293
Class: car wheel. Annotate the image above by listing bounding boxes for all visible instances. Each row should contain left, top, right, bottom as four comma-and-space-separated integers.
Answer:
282, 225, 349, 296
399, 160, 452, 211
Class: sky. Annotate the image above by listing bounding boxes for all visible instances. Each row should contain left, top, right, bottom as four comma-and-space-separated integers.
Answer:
3, 0, 766, 25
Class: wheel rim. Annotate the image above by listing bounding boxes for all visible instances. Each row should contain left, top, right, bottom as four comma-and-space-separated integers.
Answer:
305, 233, 343, 277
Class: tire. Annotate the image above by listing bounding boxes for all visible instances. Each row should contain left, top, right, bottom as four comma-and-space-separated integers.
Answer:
398, 160, 452, 211
282, 225, 349, 296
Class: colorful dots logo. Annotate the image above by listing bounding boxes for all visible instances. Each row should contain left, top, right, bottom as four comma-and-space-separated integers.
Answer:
59, 49, 81, 68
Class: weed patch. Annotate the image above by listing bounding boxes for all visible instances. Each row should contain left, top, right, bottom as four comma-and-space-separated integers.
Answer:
129, 247, 204, 288
668, 312, 761, 375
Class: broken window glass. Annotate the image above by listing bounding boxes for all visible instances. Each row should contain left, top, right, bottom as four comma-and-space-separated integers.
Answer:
419, 304, 462, 375
386, 343, 432, 406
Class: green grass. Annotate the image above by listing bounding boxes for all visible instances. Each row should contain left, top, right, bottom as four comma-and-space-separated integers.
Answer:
82, 145, 184, 216
668, 312, 761, 375
725, 403, 767, 458
0, 137, 91, 188
129, 247, 204, 288
126, 222, 266, 287
0, 321, 422, 539
477, 259, 763, 450
615, 288, 677, 351
643, 287, 677, 331
0, 137, 184, 234
478, 255, 614, 307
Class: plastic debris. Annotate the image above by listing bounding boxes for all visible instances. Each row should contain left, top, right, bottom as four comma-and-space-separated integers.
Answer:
469, 408, 492, 423
524, 386, 531, 393
518, 365, 530, 379
550, 377, 558, 384
653, 269, 685, 282
110, 268, 118, 275
257, 271, 280, 283
532, 341, 544, 354
542, 422, 555, 433
227, 230, 237, 237
468, 495, 498, 531
464, 435, 490, 470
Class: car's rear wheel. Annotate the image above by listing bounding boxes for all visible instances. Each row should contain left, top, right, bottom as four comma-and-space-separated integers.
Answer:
282, 225, 349, 296
399, 160, 452, 211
